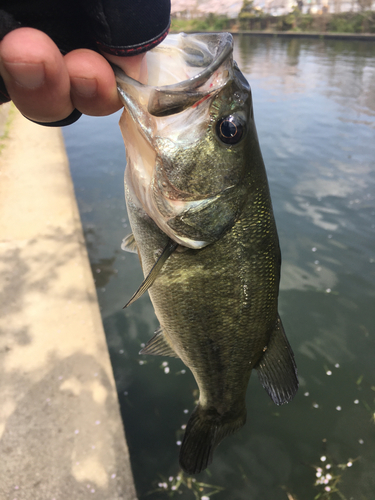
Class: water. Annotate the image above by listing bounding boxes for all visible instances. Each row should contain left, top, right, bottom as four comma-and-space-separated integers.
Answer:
63, 35, 375, 500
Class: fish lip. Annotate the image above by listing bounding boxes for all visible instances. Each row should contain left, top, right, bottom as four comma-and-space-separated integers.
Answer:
114, 32, 234, 116
160, 32, 233, 92
114, 32, 233, 91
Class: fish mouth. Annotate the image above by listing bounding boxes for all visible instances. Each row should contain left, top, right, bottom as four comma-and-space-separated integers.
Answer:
116, 33, 241, 249
147, 33, 233, 117
115, 32, 234, 117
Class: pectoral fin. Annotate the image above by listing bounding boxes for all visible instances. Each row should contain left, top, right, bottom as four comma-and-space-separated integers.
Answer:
121, 233, 138, 254
123, 238, 178, 308
139, 327, 179, 358
255, 316, 298, 405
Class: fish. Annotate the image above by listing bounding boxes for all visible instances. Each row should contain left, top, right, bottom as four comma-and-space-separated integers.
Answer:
115, 32, 298, 475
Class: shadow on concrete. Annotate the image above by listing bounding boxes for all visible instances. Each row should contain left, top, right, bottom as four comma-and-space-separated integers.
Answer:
0, 226, 136, 499
0, 353, 132, 500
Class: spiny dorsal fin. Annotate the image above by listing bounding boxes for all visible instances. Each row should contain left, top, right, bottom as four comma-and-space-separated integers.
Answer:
139, 327, 179, 358
121, 233, 138, 254
255, 315, 298, 405
123, 238, 178, 308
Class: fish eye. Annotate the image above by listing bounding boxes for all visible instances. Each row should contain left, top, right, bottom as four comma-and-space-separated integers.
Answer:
216, 115, 244, 145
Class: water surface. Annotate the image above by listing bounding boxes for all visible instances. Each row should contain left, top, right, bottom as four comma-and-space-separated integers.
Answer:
63, 35, 375, 500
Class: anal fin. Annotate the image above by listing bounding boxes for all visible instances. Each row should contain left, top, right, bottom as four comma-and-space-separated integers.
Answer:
139, 327, 179, 358
255, 315, 298, 405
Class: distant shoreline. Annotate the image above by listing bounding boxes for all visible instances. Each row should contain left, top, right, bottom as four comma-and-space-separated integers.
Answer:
170, 29, 375, 41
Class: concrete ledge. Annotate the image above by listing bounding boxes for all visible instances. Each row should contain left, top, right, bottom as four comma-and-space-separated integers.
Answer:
0, 105, 137, 500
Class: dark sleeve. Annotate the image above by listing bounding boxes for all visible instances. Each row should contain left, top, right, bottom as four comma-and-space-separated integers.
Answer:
82, 0, 171, 56
0, 0, 171, 122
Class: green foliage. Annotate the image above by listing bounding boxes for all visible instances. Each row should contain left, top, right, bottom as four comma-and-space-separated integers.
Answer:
277, 11, 298, 31
328, 11, 375, 33
172, 5, 375, 35
298, 13, 314, 31
238, 0, 266, 30
171, 14, 231, 33
327, 13, 363, 33
240, 0, 255, 12
272, 11, 375, 34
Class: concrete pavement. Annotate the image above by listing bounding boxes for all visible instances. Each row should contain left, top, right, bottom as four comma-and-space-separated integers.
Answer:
0, 104, 137, 500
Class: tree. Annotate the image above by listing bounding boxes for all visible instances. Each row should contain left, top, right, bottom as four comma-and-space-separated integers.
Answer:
240, 0, 256, 14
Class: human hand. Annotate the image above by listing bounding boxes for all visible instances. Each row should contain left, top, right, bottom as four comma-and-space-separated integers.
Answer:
0, 0, 170, 126
0, 27, 147, 124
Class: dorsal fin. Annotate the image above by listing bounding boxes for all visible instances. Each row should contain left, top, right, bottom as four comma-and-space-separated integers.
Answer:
139, 327, 179, 358
121, 233, 138, 254
123, 238, 178, 308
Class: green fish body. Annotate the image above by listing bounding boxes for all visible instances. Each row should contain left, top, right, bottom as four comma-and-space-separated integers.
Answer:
116, 33, 298, 475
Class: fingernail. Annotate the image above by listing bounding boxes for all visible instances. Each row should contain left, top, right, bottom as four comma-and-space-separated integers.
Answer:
3, 62, 45, 89
71, 77, 97, 98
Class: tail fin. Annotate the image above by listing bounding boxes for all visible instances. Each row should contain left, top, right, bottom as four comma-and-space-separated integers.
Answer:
179, 405, 246, 475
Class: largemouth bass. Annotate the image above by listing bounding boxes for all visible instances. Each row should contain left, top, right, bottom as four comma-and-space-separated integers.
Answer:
116, 33, 298, 475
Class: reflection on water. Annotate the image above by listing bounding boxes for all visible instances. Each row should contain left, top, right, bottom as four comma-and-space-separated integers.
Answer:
236, 36, 375, 117
63, 35, 375, 500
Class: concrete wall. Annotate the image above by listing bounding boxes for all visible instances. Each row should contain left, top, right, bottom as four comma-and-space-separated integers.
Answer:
0, 104, 137, 500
